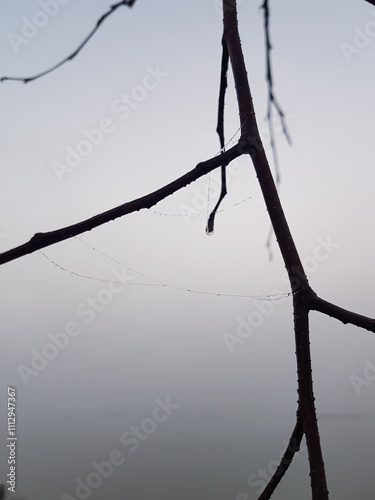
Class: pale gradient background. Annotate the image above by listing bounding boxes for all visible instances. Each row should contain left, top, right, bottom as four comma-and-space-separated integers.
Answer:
1, 1, 375, 499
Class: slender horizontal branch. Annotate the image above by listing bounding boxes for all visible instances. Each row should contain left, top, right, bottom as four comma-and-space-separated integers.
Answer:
310, 294, 375, 334
1, 0, 136, 84
0, 143, 245, 266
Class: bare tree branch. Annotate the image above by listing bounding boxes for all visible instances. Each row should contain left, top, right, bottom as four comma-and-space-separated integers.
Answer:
223, 2, 329, 497
207, 35, 229, 235
0, 0, 137, 84
261, 0, 291, 151
216, 36, 229, 151
0, 143, 245, 266
293, 293, 329, 499
261, 0, 292, 260
257, 416, 304, 500
310, 294, 375, 333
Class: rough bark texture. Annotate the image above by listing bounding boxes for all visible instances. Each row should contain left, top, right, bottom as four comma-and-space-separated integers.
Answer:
222, 2, 328, 498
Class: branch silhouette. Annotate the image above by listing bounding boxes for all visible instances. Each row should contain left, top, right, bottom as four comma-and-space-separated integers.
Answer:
206, 35, 229, 235
258, 416, 304, 500
1, 2, 374, 498
0, 0, 137, 84
262, 0, 291, 259
0, 143, 246, 266
310, 294, 375, 333
262, 0, 291, 161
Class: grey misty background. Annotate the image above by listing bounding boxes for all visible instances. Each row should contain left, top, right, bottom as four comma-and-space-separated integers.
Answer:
1, 1, 375, 499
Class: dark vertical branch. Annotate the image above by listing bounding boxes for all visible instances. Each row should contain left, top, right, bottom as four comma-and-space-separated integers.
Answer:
206, 36, 229, 235
223, 2, 259, 142
223, 0, 306, 288
223, 2, 329, 498
216, 36, 229, 151
293, 294, 329, 499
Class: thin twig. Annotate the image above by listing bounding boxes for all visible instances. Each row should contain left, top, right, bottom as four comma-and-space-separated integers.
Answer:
261, 0, 291, 148
0, 0, 137, 84
206, 35, 229, 235
261, 0, 291, 260
257, 416, 304, 500
216, 36, 229, 151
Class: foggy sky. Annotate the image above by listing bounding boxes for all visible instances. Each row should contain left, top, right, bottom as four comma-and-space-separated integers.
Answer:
1, 1, 375, 499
